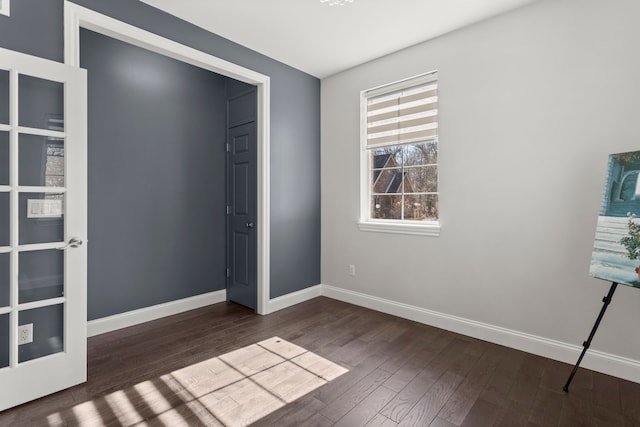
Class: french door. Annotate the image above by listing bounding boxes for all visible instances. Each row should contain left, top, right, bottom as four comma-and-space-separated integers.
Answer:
0, 47, 87, 411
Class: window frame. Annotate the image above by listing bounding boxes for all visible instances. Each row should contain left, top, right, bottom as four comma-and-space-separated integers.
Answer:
358, 71, 441, 237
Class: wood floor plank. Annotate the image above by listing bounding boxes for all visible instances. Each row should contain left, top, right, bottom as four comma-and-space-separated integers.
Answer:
360, 318, 412, 344
320, 368, 392, 422
304, 412, 335, 426
538, 357, 570, 393
397, 371, 463, 427
459, 397, 503, 427
620, 379, 640, 423
0, 297, 638, 427
252, 395, 326, 426
479, 346, 525, 407
558, 393, 593, 427
506, 353, 546, 406
314, 339, 398, 405
429, 417, 458, 427
380, 336, 464, 422
495, 399, 533, 427
590, 402, 626, 427
334, 385, 397, 427
526, 388, 564, 426
565, 360, 594, 403
592, 371, 622, 413
377, 327, 445, 375
367, 413, 399, 427
382, 332, 445, 392
437, 345, 505, 425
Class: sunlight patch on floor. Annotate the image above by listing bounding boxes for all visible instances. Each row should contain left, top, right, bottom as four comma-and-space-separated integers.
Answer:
133, 380, 174, 414
105, 390, 144, 425
46, 337, 348, 427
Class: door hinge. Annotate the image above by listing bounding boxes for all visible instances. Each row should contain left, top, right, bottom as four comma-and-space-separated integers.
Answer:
226, 143, 231, 153
226, 205, 231, 215
226, 268, 230, 278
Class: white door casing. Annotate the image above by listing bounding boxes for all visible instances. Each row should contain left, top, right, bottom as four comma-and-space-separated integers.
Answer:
0, 47, 87, 411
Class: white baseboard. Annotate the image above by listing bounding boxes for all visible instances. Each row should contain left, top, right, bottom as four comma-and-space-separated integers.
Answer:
321, 285, 640, 384
87, 283, 324, 337
87, 290, 227, 337
267, 284, 323, 314
85, 283, 640, 383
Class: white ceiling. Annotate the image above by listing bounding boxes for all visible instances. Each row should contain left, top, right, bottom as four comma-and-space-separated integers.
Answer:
139, 0, 539, 78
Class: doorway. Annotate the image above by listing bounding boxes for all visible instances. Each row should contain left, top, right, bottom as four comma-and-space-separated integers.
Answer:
65, 2, 271, 314
80, 28, 232, 318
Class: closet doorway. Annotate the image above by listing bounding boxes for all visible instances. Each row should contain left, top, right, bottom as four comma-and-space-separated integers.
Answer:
65, 3, 270, 314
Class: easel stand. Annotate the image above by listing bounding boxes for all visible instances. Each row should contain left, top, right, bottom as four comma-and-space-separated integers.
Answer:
563, 281, 618, 392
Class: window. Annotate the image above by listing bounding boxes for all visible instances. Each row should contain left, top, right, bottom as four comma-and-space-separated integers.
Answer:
359, 72, 440, 236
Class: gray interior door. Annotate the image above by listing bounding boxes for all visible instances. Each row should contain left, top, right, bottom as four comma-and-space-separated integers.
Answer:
226, 88, 257, 309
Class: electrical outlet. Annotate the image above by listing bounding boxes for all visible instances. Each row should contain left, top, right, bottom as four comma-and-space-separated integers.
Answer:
348, 264, 356, 276
18, 323, 33, 345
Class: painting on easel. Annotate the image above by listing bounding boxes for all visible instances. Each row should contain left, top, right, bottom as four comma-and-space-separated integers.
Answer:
590, 150, 640, 288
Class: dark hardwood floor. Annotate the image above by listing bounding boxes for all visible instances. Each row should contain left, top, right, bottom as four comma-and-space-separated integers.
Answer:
1, 296, 639, 426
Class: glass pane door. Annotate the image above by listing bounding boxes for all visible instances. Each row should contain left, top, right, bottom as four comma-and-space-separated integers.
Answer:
0, 64, 9, 374
15, 72, 66, 362
0, 46, 87, 412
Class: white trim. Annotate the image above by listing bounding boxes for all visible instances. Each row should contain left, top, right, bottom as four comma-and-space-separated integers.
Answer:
17, 126, 66, 139
64, 2, 271, 315
0, 0, 9, 17
63, 4, 265, 83
18, 242, 69, 252
87, 290, 226, 337
257, 78, 271, 315
359, 91, 370, 226
358, 220, 441, 236
16, 297, 66, 312
321, 285, 640, 384
8, 67, 17, 371
17, 186, 66, 194
364, 71, 438, 99
267, 284, 323, 314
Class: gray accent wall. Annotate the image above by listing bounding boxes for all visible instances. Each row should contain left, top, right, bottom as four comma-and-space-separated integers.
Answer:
0, 0, 321, 317
0, 0, 63, 63
80, 29, 228, 319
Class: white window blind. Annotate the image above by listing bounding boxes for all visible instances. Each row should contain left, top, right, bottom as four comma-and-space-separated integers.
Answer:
366, 73, 438, 149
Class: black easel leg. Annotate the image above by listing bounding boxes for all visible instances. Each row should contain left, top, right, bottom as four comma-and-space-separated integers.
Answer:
563, 281, 618, 392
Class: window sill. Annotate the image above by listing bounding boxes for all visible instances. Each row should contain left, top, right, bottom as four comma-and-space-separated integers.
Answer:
357, 220, 441, 236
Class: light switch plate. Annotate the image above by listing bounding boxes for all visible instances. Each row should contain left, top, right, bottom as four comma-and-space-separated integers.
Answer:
27, 199, 63, 218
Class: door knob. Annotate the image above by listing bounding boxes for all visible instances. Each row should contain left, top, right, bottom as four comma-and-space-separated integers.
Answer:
245, 222, 255, 229
57, 237, 83, 250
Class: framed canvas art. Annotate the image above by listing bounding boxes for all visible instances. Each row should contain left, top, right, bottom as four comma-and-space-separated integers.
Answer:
590, 150, 640, 288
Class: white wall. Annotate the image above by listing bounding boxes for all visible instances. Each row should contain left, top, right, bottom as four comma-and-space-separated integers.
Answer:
321, 0, 640, 381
